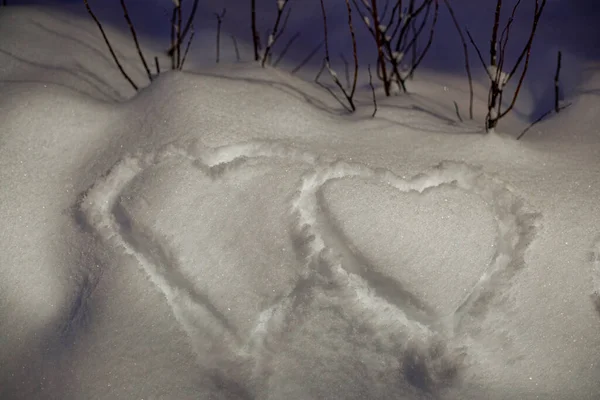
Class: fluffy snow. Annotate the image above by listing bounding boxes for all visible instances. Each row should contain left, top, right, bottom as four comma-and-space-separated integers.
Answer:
1, 3, 599, 400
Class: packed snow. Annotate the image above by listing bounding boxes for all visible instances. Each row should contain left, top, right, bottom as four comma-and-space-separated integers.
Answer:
1, 2, 599, 399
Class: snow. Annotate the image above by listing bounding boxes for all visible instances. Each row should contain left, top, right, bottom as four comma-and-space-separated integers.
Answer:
1, 2, 600, 400
487, 65, 510, 87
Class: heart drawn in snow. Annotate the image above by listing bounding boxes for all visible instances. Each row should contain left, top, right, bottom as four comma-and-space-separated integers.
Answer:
81, 140, 539, 395
80, 141, 319, 357
319, 178, 497, 317
291, 159, 539, 338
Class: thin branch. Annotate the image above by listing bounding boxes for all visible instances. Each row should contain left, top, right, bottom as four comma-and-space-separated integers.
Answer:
453, 100, 463, 122
155, 56, 160, 75
516, 109, 550, 140
409, 0, 418, 78
368, 64, 378, 117
516, 102, 572, 140
355, 0, 437, 94
401, 1, 434, 63
381, 0, 392, 21
275, 7, 293, 42
466, 29, 492, 80
352, 0, 390, 94
370, 0, 389, 95
261, 0, 291, 67
291, 41, 323, 74
444, 0, 473, 119
170, 7, 176, 69
179, 25, 195, 70
252, 0, 260, 61
393, 0, 432, 53
214, 8, 226, 63
181, 0, 200, 44
319, 0, 332, 64
517, 49, 568, 140
231, 35, 241, 62
497, 0, 522, 84
167, 0, 199, 57
498, 0, 547, 120
83, 0, 138, 91
273, 32, 301, 67
490, 0, 502, 66
317, 0, 356, 111
554, 50, 562, 112
351, 0, 376, 37
346, 0, 359, 100
340, 53, 351, 90
406, 0, 439, 79
315, 60, 354, 112
120, 0, 152, 82
505, 0, 546, 82
177, 0, 182, 69
384, 1, 402, 38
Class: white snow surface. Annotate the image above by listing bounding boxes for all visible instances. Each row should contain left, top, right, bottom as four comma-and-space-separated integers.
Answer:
1, 5, 600, 400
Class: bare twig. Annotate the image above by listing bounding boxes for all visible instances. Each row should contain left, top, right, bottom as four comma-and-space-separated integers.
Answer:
167, 0, 199, 57
370, 0, 389, 95
466, 30, 490, 78
347, 0, 359, 99
273, 32, 301, 67
214, 8, 226, 63
291, 41, 323, 74
554, 50, 562, 112
83, 0, 138, 91
317, 0, 358, 111
340, 53, 351, 90
453, 100, 463, 122
231, 35, 241, 62
170, 7, 176, 69
517, 49, 568, 140
120, 0, 152, 82
473, 0, 548, 130
252, 0, 260, 61
444, 0, 473, 119
315, 60, 354, 111
180, 25, 195, 70
155, 56, 160, 75
516, 103, 572, 140
353, 0, 438, 95
495, 0, 547, 124
318, 0, 331, 66
177, 0, 182, 69
467, 0, 546, 132
405, 0, 439, 79
516, 109, 550, 140
261, 0, 291, 67
490, 0, 502, 67
276, 5, 293, 42
368, 64, 378, 117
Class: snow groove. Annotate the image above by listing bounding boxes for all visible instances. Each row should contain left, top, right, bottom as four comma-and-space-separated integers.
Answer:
81, 139, 538, 395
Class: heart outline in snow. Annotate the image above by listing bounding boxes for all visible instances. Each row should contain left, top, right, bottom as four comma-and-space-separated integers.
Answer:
291, 159, 539, 337
80, 139, 539, 395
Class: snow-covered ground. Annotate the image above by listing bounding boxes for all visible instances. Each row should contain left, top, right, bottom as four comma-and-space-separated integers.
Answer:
1, 2, 599, 399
